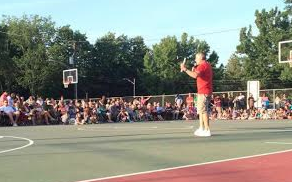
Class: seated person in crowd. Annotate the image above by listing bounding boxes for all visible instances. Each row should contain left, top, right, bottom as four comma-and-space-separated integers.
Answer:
173, 103, 183, 120
136, 104, 146, 121
74, 101, 84, 125
145, 103, 154, 121
155, 102, 164, 121
117, 107, 130, 122
0, 99, 19, 126
182, 104, 196, 121
57, 101, 69, 124
240, 109, 249, 120
96, 102, 108, 123
124, 102, 135, 122
14, 101, 30, 125
107, 100, 120, 122
276, 107, 287, 119
164, 102, 174, 120
43, 99, 58, 124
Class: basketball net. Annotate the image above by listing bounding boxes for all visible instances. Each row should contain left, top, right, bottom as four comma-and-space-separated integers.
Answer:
63, 79, 72, 88
63, 82, 70, 88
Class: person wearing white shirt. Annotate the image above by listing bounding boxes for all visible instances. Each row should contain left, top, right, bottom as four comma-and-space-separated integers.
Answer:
0, 100, 18, 126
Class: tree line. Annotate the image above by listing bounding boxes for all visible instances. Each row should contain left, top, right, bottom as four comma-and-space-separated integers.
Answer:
0, 1, 291, 99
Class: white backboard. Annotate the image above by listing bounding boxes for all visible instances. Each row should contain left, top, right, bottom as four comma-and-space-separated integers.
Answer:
279, 40, 292, 63
63, 68, 78, 84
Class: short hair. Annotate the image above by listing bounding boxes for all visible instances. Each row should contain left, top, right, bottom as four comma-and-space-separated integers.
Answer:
196, 52, 206, 60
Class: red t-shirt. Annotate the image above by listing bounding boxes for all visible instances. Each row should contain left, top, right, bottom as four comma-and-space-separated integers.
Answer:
195, 60, 213, 95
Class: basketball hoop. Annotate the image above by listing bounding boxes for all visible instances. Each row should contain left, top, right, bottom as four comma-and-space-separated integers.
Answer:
63, 81, 71, 88
63, 69, 77, 89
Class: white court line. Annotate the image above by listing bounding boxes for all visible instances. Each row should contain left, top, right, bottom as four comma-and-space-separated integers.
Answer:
77, 126, 194, 131
76, 148, 292, 182
78, 126, 159, 130
263, 129, 292, 132
76, 126, 292, 133
0, 136, 34, 154
265, 142, 292, 145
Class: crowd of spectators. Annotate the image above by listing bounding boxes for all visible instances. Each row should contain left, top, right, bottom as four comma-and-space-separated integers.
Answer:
0, 91, 291, 127
210, 93, 292, 120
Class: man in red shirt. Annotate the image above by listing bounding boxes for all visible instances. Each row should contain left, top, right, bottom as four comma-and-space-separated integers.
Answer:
180, 53, 213, 137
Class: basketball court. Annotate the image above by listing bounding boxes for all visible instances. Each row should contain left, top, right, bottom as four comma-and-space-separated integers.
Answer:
1, 120, 292, 182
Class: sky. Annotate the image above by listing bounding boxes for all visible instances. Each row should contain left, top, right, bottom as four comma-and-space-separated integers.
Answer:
0, 0, 286, 65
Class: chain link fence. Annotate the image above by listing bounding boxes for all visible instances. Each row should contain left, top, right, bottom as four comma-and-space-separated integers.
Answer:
88, 88, 292, 109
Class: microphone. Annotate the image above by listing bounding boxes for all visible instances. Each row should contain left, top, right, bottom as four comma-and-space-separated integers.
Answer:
180, 58, 186, 72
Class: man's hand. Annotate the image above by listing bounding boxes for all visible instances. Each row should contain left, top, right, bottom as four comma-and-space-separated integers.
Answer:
180, 58, 186, 72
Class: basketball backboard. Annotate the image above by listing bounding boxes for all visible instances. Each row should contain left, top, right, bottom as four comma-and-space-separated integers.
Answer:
63, 68, 78, 86
278, 40, 292, 64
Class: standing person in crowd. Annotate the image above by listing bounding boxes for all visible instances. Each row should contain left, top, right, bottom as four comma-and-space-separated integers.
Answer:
248, 93, 255, 110
280, 94, 287, 108
261, 93, 270, 109
186, 93, 194, 107
274, 96, 281, 109
180, 52, 213, 137
238, 93, 245, 110
214, 95, 222, 119
175, 94, 184, 109
221, 93, 229, 109
140, 96, 151, 106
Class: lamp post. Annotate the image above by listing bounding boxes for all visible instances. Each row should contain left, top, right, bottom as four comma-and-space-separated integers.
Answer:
123, 78, 136, 97
70, 42, 78, 100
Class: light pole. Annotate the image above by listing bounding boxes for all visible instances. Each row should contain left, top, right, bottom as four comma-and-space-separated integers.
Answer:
123, 78, 136, 97
70, 42, 78, 100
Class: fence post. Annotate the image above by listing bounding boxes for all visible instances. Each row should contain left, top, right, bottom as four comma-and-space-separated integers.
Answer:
162, 94, 165, 106
273, 89, 276, 109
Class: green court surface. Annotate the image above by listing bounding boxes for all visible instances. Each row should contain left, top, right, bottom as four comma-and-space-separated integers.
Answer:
1, 120, 292, 182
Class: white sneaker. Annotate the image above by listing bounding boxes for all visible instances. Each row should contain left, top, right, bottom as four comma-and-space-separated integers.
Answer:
13, 123, 18, 127
201, 130, 211, 137
194, 127, 204, 136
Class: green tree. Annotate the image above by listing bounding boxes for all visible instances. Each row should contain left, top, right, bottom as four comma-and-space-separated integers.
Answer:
91, 32, 147, 96
0, 24, 17, 92
46, 25, 93, 98
285, 0, 292, 12
143, 33, 223, 94
2, 15, 56, 96
222, 54, 246, 90
235, 6, 292, 88
0, 14, 222, 98
225, 54, 244, 79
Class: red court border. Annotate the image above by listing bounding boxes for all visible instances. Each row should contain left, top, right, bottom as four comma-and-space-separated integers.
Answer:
76, 148, 292, 182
